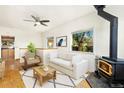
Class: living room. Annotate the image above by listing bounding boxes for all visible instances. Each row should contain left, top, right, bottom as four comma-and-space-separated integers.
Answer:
0, 4, 124, 89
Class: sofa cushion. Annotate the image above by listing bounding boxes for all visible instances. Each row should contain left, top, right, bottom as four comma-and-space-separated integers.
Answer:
58, 53, 74, 61
50, 58, 73, 70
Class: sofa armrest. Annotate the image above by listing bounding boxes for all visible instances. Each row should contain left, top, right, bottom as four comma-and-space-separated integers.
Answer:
49, 52, 58, 60
72, 55, 82, 64
72, 59, 88, 79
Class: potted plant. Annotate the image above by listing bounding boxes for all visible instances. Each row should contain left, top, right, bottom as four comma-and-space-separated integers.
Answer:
27, 42, 36, 57
27, 42, 36, 53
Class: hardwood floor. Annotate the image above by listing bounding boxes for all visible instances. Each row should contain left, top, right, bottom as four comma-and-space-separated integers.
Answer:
0, 60, 25, 88
0, 69, 25, 88
76, 80, 91, 88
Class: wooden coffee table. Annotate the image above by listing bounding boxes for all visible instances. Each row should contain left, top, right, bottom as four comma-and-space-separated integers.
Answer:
33, 66, 56, 86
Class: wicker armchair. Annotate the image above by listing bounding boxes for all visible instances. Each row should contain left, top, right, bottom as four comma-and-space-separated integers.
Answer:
22, 52, 42, 70
0, 61, 5, 79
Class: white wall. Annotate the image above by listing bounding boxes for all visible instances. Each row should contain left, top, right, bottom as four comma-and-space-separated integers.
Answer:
105, 6, 124, 58
0, 26, 42, 58
41, 6, 124, 58
41, 12, 109, 56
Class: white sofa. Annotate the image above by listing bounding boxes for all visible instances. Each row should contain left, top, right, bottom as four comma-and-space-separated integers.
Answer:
49, 52, 88, 79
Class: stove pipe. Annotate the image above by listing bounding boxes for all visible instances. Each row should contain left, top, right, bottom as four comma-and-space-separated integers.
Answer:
94, 5, 118, 60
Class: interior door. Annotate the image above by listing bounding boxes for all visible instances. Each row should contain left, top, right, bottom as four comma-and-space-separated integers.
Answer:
1, 36, 15, 63
1, 48, 8, 62
8, 48, 15, 63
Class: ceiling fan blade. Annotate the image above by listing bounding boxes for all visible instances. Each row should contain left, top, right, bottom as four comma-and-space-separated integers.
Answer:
40, 22, 48, 26
31, 15, 38, 21
40, 20, 50, 22
24, 19, 35, 22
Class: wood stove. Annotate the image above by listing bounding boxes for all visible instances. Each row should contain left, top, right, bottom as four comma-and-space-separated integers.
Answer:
94, 5, 124, 87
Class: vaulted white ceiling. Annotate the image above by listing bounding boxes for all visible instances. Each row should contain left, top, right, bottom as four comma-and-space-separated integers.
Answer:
0, 5, 95, 32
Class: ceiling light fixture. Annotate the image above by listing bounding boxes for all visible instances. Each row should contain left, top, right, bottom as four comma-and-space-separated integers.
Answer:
36, 22, 40, 25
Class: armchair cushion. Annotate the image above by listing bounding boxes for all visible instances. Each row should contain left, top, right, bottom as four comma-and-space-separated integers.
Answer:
28, 57, 35, 60
27, 57, 41, 65
25, 52, 35, 60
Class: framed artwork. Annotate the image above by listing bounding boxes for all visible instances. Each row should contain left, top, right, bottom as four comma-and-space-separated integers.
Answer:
72, 30, 93, 52
56, 36, 67, 47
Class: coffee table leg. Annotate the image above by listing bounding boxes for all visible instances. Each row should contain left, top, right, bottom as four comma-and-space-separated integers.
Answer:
33, 70, 36, 78
53, 71, 56, 80
39, 76, 43, 86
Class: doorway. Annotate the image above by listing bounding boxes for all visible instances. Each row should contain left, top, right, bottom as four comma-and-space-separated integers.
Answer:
47, 37, 54, 48
1, 36, 15, 64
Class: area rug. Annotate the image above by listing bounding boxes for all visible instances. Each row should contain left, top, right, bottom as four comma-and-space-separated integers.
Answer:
86, 73, 123, 88
20, 69, 87, 88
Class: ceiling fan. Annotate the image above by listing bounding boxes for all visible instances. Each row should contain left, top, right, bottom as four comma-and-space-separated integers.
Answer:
24, 15, 50, 27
